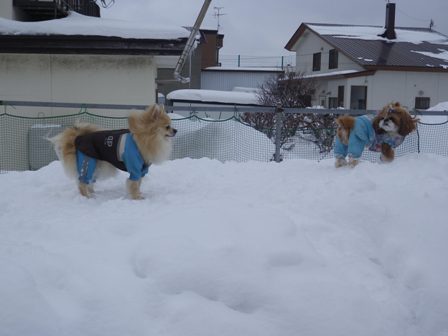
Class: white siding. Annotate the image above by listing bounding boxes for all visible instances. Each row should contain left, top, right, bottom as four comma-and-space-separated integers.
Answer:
201, 70, 282, 91
0, 53, 157, 117
368, 71, 448, 110
291, 30, 363, 75
0, 2, 13, 19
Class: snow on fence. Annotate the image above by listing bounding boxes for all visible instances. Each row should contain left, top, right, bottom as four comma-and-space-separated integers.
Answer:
0, 101, 447, 171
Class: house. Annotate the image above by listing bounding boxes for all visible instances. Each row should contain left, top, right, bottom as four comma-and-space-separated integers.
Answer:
3, 0, 100, 21
0, 4, 189, 116
201, 67, 284, 91
285, 3, 448, 110
0, 1, 190, 170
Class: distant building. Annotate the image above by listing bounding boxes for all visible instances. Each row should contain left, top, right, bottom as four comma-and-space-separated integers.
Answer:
1, 0, 99, 21
285, 3, 448, 110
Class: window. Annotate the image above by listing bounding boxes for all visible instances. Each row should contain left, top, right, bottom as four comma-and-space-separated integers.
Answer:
337, 86, 344, 107
312, 52, 321, 71
329, 49, 338, 69
329, 97, 338, 108
415, 97, 430, 110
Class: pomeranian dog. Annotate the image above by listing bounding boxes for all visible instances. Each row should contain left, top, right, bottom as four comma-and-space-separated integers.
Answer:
334, 102, 418, 167
51, 104, 177, 199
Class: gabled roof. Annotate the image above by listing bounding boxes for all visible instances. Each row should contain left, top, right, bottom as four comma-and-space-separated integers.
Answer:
0, 11, 188, 55
285, 23, 448, 72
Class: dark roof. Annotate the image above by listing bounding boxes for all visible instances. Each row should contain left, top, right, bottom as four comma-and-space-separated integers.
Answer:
0, 34, 187, 55
0, 12, 188, 55
285, 23, 448, 72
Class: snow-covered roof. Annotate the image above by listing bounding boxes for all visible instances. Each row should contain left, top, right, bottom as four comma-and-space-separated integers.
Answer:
167, 89, 261, 106
307, 24, 448, 45
286, 23, 448, 70
0, 11, 189, 40
302, 69, 362, 78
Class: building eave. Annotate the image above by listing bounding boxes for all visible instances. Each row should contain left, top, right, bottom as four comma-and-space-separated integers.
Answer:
0, 34, 187, 55
284, 23, 308, 51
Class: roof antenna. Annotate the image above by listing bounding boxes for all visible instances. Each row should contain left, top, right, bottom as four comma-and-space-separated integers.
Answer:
213, 6, 226, 32
429, 19, 434, 30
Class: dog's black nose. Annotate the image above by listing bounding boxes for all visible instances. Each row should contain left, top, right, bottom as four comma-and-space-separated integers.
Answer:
173, 128, 177, 135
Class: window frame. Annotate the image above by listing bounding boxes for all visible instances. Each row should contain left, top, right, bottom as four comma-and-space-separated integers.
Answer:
329, 49, 338, 69
415, 97, 430, 110
312, 52, 321, 71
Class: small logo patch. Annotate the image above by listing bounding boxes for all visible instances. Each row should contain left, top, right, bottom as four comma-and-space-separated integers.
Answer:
105, 136, 114, 147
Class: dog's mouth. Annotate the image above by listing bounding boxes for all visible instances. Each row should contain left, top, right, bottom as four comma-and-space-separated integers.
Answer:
165, 127, 177, 138
379, 118, 398, 132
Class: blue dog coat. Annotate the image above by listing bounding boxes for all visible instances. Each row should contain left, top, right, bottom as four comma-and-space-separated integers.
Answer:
334, 115, 405, 159
75, 129, 149, 184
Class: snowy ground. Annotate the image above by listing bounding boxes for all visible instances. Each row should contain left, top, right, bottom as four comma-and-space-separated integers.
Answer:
1, 155, 448, 336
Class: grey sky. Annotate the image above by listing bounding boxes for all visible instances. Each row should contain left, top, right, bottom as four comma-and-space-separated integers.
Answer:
101, 0, 448, 56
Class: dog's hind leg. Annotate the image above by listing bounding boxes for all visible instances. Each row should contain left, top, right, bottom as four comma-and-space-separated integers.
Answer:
127, 179, 144, 200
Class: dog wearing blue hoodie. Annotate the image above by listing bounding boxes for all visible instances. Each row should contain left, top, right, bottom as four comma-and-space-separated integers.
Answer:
334, 102, 418, 167
51, 104, 177, 199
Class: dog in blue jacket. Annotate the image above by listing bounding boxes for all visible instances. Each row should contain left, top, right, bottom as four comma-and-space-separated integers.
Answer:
334, 102, 418, 167
52, 104, 177, 199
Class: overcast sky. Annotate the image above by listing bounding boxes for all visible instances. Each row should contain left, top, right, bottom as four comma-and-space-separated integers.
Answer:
101, 0, 448, 56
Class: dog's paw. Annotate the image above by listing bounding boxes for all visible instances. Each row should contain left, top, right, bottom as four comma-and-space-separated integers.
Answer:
130, 193, 145, 200
348, 157, 359, 168
335, 158, 347, 168
78, 182, 94, 198
380, 154, 394, 163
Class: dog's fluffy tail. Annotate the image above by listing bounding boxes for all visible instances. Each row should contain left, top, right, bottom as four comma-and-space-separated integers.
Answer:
49, 122, 100, 179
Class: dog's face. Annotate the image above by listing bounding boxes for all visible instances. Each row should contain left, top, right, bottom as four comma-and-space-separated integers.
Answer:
128, 104, 177, 163
373, 102, 417, 136
128, 104, 177, 139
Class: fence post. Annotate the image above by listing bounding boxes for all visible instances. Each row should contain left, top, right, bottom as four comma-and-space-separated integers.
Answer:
274, 105, 284, 162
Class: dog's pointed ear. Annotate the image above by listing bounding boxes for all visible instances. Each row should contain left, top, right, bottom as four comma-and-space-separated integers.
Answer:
142, 104, 164, 124
128, 111, 141, 133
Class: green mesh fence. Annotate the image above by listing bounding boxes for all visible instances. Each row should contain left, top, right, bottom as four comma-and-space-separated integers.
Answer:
1, 106, 447, 172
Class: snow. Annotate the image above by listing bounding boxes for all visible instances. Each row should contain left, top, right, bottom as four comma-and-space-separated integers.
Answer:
419, 101, 448, 124
1, 153, 448, 336
411, 48, 448, 68
204, 66, 284, 72
302, 69, 360, 78
167, 89, 260, 105
0, 11, 189, 39
172, 115, 274, 162
307, 24, 448, 45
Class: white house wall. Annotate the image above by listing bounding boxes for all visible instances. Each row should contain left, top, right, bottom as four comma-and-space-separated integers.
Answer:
0, 53, 157, 117
201, 70, 280, 91
0, 2, 13, 19
0, 53, 157, 170
292, 30, 364, 75
367, 71, 448, 110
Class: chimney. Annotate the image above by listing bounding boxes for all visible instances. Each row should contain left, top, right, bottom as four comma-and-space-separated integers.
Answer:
379, 2, 397, 40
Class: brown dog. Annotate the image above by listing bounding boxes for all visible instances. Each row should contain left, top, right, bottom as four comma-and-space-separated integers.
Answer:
335, 102, 418, 167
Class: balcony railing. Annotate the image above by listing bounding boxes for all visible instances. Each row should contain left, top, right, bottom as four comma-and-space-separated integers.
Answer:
13, 0, 100, 20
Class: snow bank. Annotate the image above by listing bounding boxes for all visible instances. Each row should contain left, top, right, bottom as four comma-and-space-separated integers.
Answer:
1, 154, 448, 335
167, 89, 261, 106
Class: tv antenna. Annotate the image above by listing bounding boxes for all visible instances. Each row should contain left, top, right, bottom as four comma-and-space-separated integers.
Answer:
213, 6, 226, 31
